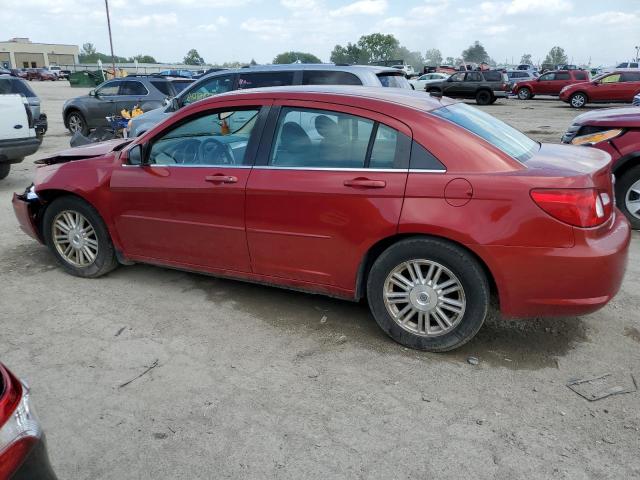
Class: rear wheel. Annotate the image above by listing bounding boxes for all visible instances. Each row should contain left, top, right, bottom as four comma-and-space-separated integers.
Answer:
65, 110, 88, 135
569, 92, 587, 108
475, 90, 492, 105
367, 237, 490, 352
42, 196, 119, 278
616, 165, 640, 229
0, 163, 10, 180
517, 87, 532, 100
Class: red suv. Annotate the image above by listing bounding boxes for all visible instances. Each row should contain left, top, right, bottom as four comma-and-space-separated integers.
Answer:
562, 106, 640, 228
513, 69, 589, 100
560, 70, 640, 108
12, 87, 630, 352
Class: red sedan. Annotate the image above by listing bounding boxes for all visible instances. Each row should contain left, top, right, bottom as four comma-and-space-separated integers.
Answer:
12, 87, 630, 351
560, 70, 640, 108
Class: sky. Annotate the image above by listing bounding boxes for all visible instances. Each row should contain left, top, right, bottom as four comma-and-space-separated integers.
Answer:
1, 0, 639, 66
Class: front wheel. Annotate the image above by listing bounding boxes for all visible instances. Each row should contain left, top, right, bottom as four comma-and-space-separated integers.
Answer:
367, 237, 490, 351
616, 165, 640, 229
517, 87, 532, 100
475, 90, 492, 105
42, 196, 119, 278
0, 163, 10, 180
569, 92, 587, 108
65, 111, 88, 136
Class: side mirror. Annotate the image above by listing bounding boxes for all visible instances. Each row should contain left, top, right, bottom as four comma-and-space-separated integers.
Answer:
89, 89, 96, 97
592, 81, 599, 85
127, 144, 144, 166
410, 84, 415, 90
168, 97, 179, 112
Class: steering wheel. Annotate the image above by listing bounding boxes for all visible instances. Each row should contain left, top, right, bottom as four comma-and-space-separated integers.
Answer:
198, 138, 234, 165
171, 139, 199, 164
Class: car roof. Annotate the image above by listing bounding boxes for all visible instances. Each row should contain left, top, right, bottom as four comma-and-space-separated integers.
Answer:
197, 85, 455, 113
196, 63, 402, 80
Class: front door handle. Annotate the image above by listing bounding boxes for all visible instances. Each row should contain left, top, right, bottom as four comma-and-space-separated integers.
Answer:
344, 177, 386, 189
205, 174, 238, 184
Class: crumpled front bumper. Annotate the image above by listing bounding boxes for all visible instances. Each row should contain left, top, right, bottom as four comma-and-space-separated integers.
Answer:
12, 186, 43, 243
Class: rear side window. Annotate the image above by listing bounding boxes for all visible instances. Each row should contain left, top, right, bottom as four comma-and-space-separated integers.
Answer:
574, 72, 587, 80
466, 72, 482, 82
120, 81, 148, 96
556, 72, 571, 80
622, 72, 640, 82
151, 80, 171, 96
238, 71, 294, 89
431, 103, 538, 163
302, 70, 361, 86
482, 71, 502, 81
377, 73, 411, 89
183, 75, 234, 105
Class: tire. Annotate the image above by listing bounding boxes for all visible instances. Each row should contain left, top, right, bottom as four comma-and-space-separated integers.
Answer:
427, 88, 440, 94
65, 110, 88, 136
42, 196, 119, 278
615, 165, 640, 230
0, 163, 10, 180
366, 237, 490, 352
489, 97, 498, 104
475, 90, 492, 105
517, 87, 532, 100
569, 92, 587, 108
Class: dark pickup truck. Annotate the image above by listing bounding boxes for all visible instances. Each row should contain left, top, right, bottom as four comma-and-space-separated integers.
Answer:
425, 70, 510, 105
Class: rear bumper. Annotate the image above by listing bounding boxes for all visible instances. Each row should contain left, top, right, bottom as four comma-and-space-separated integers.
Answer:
479, 210, 631, 318
492, 91, 508, 98
35, 114, 48, 137
0, 137, 41, 163
10, 436, 58, 480
12, 192, 43, 242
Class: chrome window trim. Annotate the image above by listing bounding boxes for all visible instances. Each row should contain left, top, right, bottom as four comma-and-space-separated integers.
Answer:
252, 166, 446, 173
121, 163, 252, 168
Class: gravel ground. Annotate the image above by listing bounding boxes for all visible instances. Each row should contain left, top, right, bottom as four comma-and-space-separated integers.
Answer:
1, 81, 639, 480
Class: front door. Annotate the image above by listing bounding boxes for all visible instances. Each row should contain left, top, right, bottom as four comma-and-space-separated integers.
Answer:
593, 73, 625, 101
535, 72, 555, 94
442, 72, 466, 97
86, 80, 121, 127
245, 102, 410, 293
110, 104, 268, 272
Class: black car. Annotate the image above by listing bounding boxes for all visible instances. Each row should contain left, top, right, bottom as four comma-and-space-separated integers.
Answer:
62, 76, 194, 135
0, 75, 47, 136
425, 70, 510, 105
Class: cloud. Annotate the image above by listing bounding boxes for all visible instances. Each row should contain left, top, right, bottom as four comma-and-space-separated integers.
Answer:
330, 0, 387, 17
240, 18, 289, 40
506, 0, 572, 14
120, 12, 178, 27
280, 0, 317, 8
139, 0, 252, 5
564, 11, 638, 27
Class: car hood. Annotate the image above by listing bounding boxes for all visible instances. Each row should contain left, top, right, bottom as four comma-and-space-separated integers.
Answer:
572, 107, 640, 127
35, 138, 132, 165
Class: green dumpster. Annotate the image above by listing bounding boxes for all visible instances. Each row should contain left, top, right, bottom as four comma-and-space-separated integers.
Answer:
69, 70, 105, 87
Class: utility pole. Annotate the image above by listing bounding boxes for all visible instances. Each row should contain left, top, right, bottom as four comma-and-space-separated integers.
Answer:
636, 45, 639, 62
104, 0, 116, 76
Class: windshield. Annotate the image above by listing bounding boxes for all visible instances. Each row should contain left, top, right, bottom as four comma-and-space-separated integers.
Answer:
377, 73, 411, 89
431, 103, 538, 163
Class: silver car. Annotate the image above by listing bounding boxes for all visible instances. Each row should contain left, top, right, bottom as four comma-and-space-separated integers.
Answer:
128, 64, 411, 136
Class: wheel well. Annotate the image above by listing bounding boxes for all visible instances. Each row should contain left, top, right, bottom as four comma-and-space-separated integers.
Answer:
612, 152, 640, 179
33, 190, 87, 235
63, 108, 82, 127
475, 88, 493, 98
355, 233, 499, 305
571, 90, 589, 100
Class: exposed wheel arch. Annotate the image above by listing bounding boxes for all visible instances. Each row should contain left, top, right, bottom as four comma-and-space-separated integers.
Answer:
355, 233, 499, 307
612, 151, 640, 178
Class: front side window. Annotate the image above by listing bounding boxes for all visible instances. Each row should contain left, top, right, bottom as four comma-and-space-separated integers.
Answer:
238, 71, 295, 89
302, 70, 361, 86
539, 73, 555, 81
449, 72, 465, 82
148, 108, 260, 166
120, 81, 148, 96
182, 75, 235, 105
96, 81, 121, 96
601, 74, 621, 84
268, 107, 407, 169
431, 103, 538, 163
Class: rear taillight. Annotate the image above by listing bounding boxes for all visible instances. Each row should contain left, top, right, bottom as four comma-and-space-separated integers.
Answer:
530, 188, 613, 228
0, 365, 42, 479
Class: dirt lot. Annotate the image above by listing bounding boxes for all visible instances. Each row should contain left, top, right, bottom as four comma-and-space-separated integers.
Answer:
1, 81, 639, 479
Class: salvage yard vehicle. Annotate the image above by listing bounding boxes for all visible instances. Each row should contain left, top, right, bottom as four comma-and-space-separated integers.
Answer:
0, 94, 41, 180
560, 70, 640, 108
128, 64, 411, 137
409, 72, 449, 91
13, 86, 630, 352
0, 363, 58, 480
425, 70, 510, 105
512, 69, 589, 100
562, 106, 640, 228
0, 75, 47, 137
63, 76, 194, 135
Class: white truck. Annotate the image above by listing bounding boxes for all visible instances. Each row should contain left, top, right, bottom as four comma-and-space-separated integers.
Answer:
0, 94, 41, 179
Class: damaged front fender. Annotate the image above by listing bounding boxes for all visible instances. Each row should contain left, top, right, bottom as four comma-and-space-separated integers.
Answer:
12, 185, 45, 243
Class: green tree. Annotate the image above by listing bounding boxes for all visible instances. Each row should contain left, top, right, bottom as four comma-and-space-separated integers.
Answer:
543, 46, 568, 66
249, 58, 257, 66
273, 51, 321, 64
393, 46, 424, 71
461, 41, 490, 64
520, 53, 532, 65
82, 42, 96, 56
357, 33, 399, 63
131, 54, 157, 63
330, 43, 364, 64
183, 49, 204, 65
444, 56, 455, 66
425, 48, 443, 66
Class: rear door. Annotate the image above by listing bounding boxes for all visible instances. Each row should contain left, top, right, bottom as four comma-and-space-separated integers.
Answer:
620, 72, 640, 101
551, 72, 571, 94
245, 102, 411, 293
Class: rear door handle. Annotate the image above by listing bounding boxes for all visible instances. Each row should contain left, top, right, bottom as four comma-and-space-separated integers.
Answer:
205, 174, 238, 184
344, 178, 386, 189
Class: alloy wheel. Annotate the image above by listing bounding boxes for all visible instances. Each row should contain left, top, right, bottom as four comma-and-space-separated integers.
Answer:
68, 114, 83, 133
571, 94, 586, 108
383, 260, 466, 337
625, 178, 640, 220
51, 210, 99, 267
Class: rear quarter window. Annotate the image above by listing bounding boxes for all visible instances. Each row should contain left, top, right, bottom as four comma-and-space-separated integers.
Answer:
377, 73, 411, 89
482, 71, 502, 81
302, 70, 362, 86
